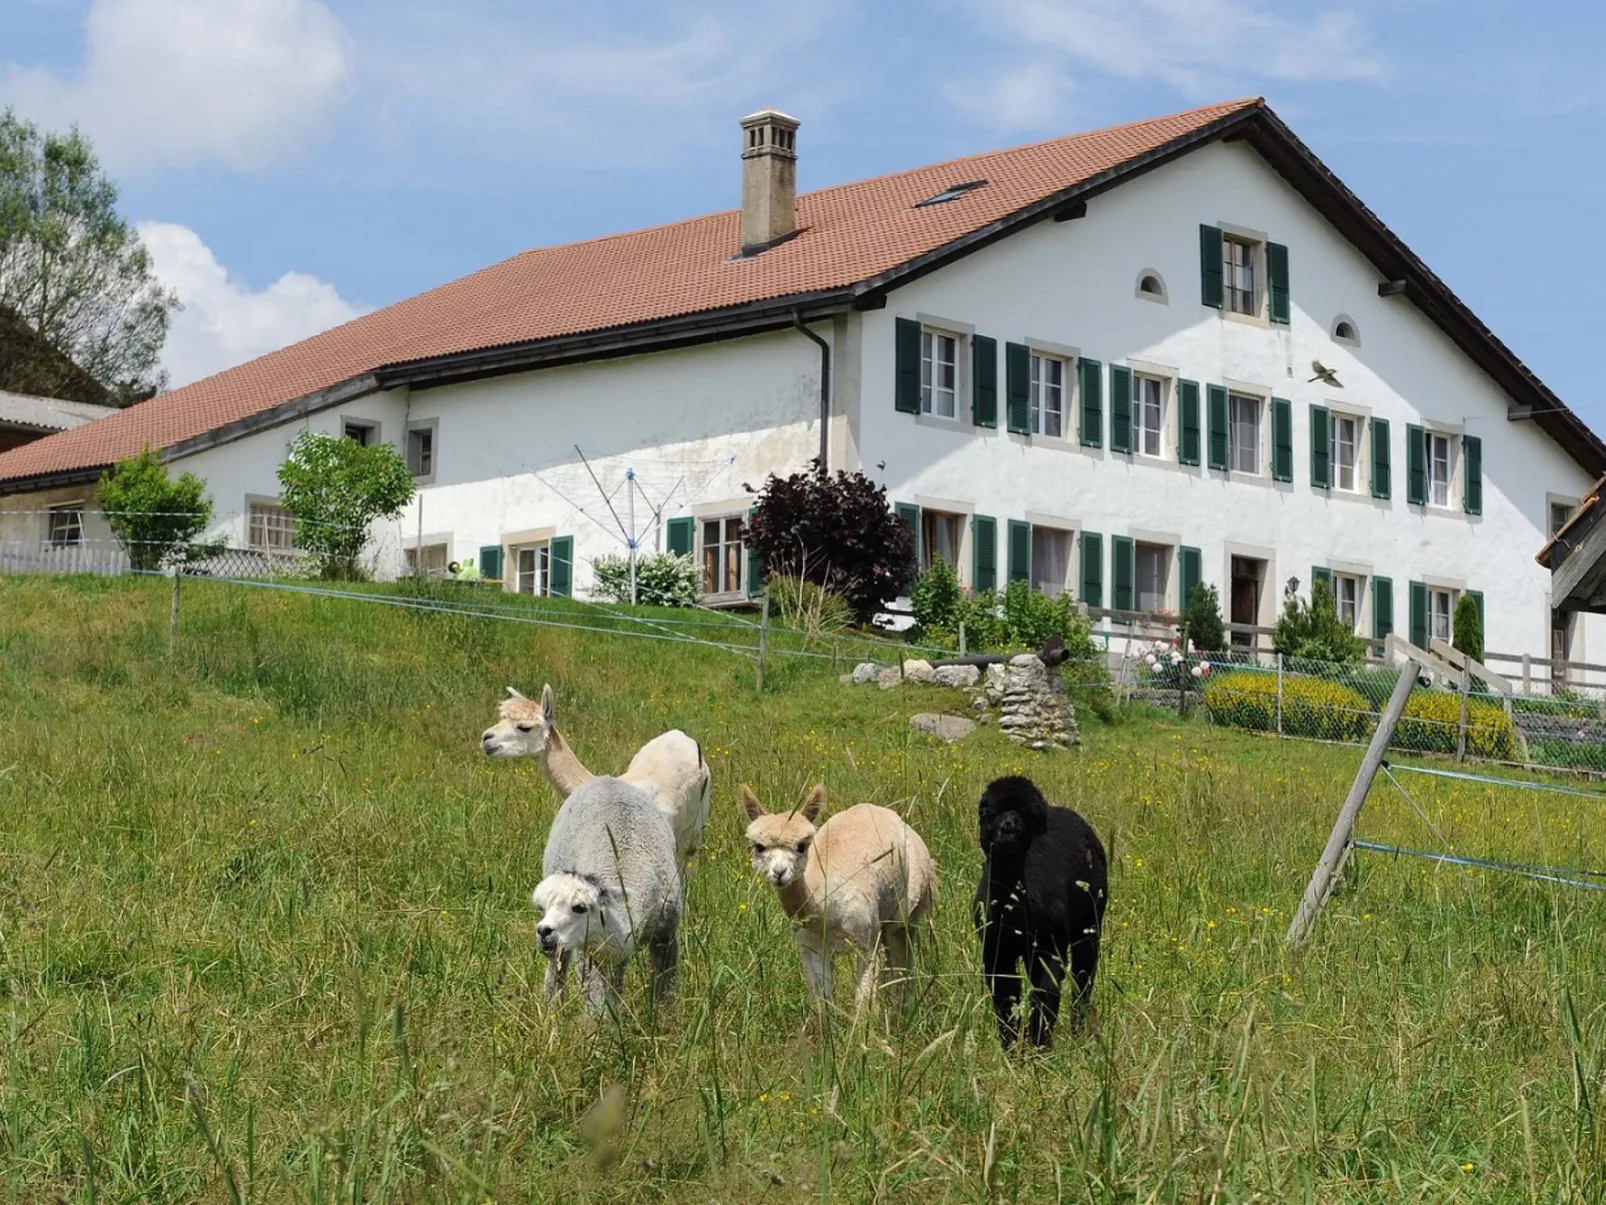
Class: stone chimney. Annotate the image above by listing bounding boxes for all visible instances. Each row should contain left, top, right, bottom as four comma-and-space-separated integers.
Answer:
739, 109, 800, 254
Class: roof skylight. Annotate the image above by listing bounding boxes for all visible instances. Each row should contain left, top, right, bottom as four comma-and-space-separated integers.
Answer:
914, 179, 988, 208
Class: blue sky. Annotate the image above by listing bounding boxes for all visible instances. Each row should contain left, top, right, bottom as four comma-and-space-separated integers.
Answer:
2, 0, 1603, 431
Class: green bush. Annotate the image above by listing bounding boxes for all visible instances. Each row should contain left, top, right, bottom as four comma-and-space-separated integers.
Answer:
98, 449, 214, 570
1204, 670, 1372, 742
909, 555, 962, 633
276, 432, 415, 580
1394, 690, 1518, 760
1182, 583, 1227, 653
1453, 594, 1484, 662
1274, 578, 1365, 664
591, 552, 698, 607
768, 574, 852, 636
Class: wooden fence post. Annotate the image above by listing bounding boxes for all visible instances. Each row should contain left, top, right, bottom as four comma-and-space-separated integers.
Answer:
1455, 667, 1470, 762
1285, 659, 1421, 950
958, 621, 967, 657
756, 592, 770, 692
1275, 653, 1285, 736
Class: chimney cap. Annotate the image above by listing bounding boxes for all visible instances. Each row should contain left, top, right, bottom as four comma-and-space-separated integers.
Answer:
739, 108, 800, 129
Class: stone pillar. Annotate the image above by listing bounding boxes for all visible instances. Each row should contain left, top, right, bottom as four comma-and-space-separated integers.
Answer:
996, 653, 1079, 749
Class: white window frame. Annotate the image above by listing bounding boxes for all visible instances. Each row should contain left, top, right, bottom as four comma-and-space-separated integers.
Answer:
514, 541, 553, 597
1334, 572, 1364, 633
1429, 586, 1456, 643
1224, 234, 1260, 318
1030, 524, 1074, 597
1029, 352, 1067, 439
46, 501, 85, 549
699, 514, 747, 598
1134, 374, 1166, 459
921, 508, 967, 579
1134, 541, 1172, 614
404, 542, 450, 579
1228, 392, 1262, 475
1548, 494, 1578, 538
342, 418, 378, 446
1426, 431, 1454, 508
920, 328, 961, 420
247, 500, 297, 552
1330, 411, 1363, 494
406, 420, 437, 483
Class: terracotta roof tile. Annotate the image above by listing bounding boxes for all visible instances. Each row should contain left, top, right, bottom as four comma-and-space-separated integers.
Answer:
0, 98, 1257, 486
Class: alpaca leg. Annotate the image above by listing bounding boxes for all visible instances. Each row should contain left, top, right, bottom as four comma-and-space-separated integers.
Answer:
1026, 944, 1068, 1049
648, 933, 679, 1009
798, 938, 832, 1003
987, 966, 1024, 1049
851, 942, 882, 1020
881, 924, 912, 1008
1067, 928, 1102, 1035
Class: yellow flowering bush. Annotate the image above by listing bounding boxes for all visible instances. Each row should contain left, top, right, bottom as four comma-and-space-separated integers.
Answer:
1394, 690, 1519, 760
1203, 671, 1371, 742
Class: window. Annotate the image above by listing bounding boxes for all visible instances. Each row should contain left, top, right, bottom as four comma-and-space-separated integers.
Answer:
1135, 543, 1170, 613
1032, 527, 1071, 597
47, 503, 84, 548
1551, 501, 1574, 537
404, 543, 449, 578
915, 179, 987, 208
1134, 376, 1164, 457
921, 510, 964, 575
1331, 413, 1360, 492
1228, 393, 1260, 474
1429, 587, 1455, 643
1136, 271, 1167, 302
514, 543, 553, 595
1332, 317, 1360, 346
700, 516, 746, 596
920, 330, 959, 418
1029, 353, 1065, 438
1225, 236, 1257, 316
1552, 609, 1574, 682
1334, 573, 1362, 632
247, 502, 297, 551
1427, 432, 1452, 507
342, 420, 375, 446
406, 425, 435, 478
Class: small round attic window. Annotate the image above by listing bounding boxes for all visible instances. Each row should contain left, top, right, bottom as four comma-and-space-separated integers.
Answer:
1135, 270, 1168, 303
1332, 316, 1360, 346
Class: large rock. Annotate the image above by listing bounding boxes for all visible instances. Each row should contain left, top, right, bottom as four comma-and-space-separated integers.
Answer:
877, 667, 903, 690
851, 662, 881, 685
996, 653, 1079, 750
985, 661, 1009, 704
909, 713, 977, 742
932, 663, 981, 688
902, 659, 935, 684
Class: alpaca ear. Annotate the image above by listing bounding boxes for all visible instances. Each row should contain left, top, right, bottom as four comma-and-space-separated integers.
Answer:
800, 784, 825, 823
540, 684, 555, 728
507, 686, 527, 700
739, 785, 766, 822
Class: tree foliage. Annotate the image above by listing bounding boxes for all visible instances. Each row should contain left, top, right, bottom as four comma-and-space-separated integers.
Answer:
742, 461, 916, 622
98, 449, 213, 570
276, 433, 415, 580
1274, 577, 1365, 664
0, 110, 177, 405
1453, 594, 1484, 663
1182, 583, 1227, 653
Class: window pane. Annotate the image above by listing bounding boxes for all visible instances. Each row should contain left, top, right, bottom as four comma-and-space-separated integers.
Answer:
1135, 544, 1167, 612
1032, 529, 1068, 596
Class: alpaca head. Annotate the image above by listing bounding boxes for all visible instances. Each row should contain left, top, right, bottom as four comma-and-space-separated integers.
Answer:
740, 784, 824, 889
531, 872, 608, 955
482, 684, 555, 758
977, 775, 1050, 859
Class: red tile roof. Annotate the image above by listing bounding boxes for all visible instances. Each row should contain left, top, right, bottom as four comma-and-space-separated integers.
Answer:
0, 99, 1259, 487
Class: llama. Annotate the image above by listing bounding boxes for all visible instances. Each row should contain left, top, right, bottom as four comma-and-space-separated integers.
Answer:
481, 684, 711, 870
740, 784, 936, 1018
532, 776, 682, 1013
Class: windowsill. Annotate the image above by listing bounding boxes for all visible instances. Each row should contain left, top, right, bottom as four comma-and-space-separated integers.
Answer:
1421, 504, 1475, 520
1223, 309, 1270, 330
701, 590, 749, 607
1319, 486, 1383, 506
914, 411, 974, 434
1014, 431, 1078, 452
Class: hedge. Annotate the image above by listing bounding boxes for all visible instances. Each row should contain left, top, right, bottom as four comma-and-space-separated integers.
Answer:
1203, 671, 1372, 742
1394, 691, 1520, 760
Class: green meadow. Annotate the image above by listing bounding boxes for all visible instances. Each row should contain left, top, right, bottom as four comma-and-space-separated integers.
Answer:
2, 574, 1605, 1202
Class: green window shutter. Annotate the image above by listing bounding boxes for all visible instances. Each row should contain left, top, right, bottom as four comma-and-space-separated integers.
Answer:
1267, 241, 1290, 325
1111, 535, 1134, 612
1309, 403, 1329, 488
549, 536, 574, 598
1177, 379, 1201, 465
1005, 342, 1030, 434
1370, 418, 1391, 499
895, 502, 922, 569
1007, 519, 1032, 583
1406, 424, 1427, 505
745, 508, 765, 597
1079, 531, 1103, 608
895, 317, 921, 414
1199, 224, 1224, 309
1270, 397, 1293, 482
1078, 357, 1103, 447
478, 544, 503, 581
1467, 586, 1485, 627
972, 335, 998, 428
1312, 566, 1332, 594
1207, 385, 1229, 470
1408, 580, 1428, 648
1180, 546, 1202, 610
1372, 576, 1393, 641
665, 516, 694, 558
971, 515, 997, 593
1109, 365, 1133, 454
1463, 435, 1482, 515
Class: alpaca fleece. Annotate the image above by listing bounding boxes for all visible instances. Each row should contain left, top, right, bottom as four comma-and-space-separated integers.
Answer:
973, 775, 1107, 1048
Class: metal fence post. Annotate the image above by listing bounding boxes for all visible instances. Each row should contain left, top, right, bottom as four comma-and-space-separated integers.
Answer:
756, 592, 770, 692
1456, 668, 1470, 762
1276, 653, 1285, 736
169, 568, 181, 656
1521, 652, 1530, 695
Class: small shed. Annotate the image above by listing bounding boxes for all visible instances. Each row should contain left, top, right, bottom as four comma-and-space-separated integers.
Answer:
0, 390, 120, 454
1538, 477, 1606, 613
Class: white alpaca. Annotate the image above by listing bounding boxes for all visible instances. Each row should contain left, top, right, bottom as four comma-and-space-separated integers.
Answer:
481, 684, 711, 870
741, 784, 937, 1018
532, 776, 682, 1013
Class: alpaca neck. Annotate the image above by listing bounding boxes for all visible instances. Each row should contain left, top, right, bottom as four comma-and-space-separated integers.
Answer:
775, 856, 825, 925
540, 728, 595, 795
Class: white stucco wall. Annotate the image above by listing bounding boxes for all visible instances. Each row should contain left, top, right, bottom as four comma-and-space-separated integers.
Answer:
857, 139, 1598, 662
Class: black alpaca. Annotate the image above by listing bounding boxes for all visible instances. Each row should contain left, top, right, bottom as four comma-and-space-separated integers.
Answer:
974, 775, 1108, 1048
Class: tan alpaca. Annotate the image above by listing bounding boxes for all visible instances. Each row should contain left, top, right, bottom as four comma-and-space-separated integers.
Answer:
481, 684, 712, 870
741, 784, 936, 1017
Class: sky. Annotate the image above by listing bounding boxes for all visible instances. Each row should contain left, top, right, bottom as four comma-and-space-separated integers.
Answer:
2, 0, 1603, 429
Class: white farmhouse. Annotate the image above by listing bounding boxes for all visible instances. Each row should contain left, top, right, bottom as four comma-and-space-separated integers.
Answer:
0, 98, 1599, 663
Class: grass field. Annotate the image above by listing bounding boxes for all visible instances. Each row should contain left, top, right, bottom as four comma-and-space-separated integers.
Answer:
3, 575, 1606, 1202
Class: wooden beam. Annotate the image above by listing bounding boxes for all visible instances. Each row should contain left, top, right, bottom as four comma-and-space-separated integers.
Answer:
1052, 199, 1088, 222
1377, 279, 1408, 297
1428, 638, 1513, 696
1551, 506, 1606, 609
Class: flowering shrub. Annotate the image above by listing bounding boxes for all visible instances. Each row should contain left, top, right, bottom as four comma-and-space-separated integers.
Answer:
1137, 638, 1213, 690
1394, 690, 1519, 760
591, 552, 698, 607
1203, 671, 1372, 742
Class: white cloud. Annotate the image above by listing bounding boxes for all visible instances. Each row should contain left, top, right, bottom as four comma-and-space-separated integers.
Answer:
137, 222, 368, 387
943, 64, 1075, 134
0, 0, 353, 173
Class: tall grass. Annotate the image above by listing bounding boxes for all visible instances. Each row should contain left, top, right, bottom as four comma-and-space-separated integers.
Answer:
2, 575, 1605, 1201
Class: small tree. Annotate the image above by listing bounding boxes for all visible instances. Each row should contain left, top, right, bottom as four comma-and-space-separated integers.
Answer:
1453, 594, 1484, 662
1274, 577, 1365, 665
742, 461, 916, 623
276, 432, 415, 580
98, 449, 212, 570
1182, 582, 1227, 653
909, 554, 962, 634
